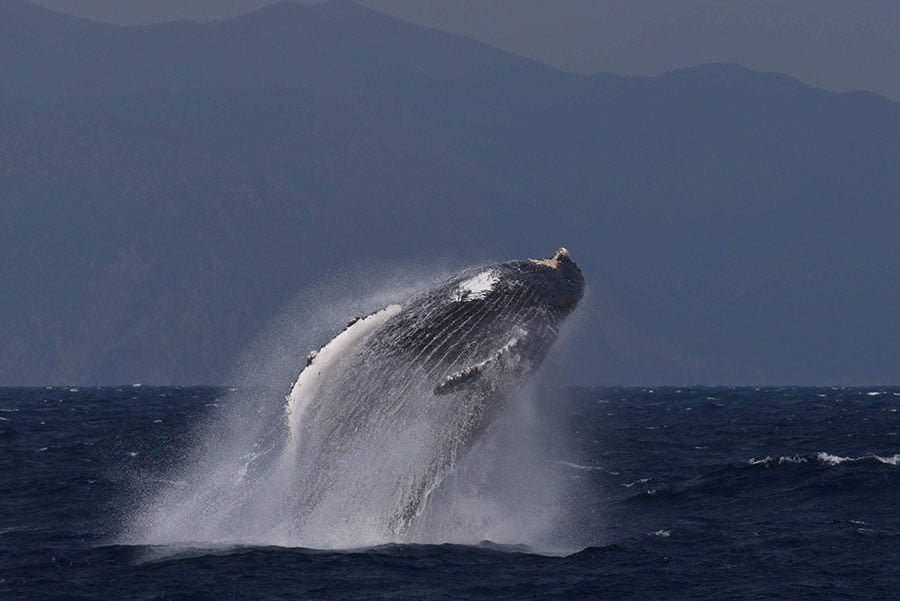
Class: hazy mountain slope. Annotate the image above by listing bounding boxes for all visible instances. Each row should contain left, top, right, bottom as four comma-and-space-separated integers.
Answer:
2, 1, 898, 384
0, 0, 572, 103
480, 64, 900, 383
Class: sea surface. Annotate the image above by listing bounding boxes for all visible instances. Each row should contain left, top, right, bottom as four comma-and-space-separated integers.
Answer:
1, 386, 897, 600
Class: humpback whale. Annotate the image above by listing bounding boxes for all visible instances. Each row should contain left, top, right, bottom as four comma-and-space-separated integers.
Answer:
284, 248, 584, 538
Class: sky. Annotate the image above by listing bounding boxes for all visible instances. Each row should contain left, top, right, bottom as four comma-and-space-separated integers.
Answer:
28, 0, 900, 101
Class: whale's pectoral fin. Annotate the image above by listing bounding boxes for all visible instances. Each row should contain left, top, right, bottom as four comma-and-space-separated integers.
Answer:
301, 308, 391, 372
433, 327, 532, 396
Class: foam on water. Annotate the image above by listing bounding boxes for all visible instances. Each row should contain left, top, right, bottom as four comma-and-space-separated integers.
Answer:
748, 453, 900, 467
815, 452, 900, 466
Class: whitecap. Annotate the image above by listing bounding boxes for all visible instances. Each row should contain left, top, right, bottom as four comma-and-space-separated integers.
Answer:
747, 456, 772, 465
748, 455, 807, 466
815, 452, 899, 466
875, 454, 900, 466
818, 452, 852, 465
622, 478, 651, 488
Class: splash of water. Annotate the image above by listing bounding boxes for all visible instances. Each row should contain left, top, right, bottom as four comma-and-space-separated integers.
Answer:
123, 270, 571, 551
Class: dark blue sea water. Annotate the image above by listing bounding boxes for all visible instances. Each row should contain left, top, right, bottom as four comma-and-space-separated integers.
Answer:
1, 386, 897, 600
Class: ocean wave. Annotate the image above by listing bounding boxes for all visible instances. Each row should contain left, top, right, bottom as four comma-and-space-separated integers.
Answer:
748, 455, 808, 466
748, 452, 899, 467
622, 478, 652, 488
815, 452, 900, 466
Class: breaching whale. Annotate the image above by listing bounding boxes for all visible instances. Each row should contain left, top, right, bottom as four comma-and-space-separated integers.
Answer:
284, 248, 584, 538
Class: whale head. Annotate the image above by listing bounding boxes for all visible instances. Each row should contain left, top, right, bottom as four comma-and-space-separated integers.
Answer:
523, 246, 585, 315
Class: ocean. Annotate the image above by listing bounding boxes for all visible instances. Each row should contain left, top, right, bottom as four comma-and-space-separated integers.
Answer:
1, 386, 897, 600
